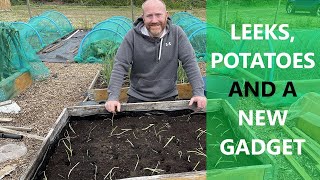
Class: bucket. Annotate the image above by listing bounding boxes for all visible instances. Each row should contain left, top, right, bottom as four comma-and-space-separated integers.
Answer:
203, 75, 244, 107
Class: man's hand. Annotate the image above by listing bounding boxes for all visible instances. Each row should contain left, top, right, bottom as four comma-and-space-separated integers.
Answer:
189, 96, 207, 110
105, 100, 121, 113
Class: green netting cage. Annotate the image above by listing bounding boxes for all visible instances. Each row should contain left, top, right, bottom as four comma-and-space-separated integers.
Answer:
74, 28, 124, 63
109, 16, 133, 28
40, 10, 74, 36
172, 12, 195, 24
10, 11, 74, 53
92, 19, 132, 36
184, 22, 206, 36
75, 16, 132, 63
0, 23, 50, 101
175, 16, 202, 30
28, 16, 63, 46
11, 22, 44, 52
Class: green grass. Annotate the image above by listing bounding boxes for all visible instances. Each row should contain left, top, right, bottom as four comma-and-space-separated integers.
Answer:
0, 4, 206, 29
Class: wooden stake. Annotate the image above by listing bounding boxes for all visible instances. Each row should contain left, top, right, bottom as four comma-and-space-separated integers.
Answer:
131, 0, 134, 22
26, 0, 32, 18
274, 0, 281, 24
0, 126, 32, 132
0, 165, 16, 179
0, 118, 13, 123
0, 126, 44, 141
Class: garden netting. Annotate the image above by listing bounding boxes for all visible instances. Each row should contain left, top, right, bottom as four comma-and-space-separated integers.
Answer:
11, 10, 74, 52
172, 12, 236, 63
74, 16, 132, 63
0, 23, 50, 101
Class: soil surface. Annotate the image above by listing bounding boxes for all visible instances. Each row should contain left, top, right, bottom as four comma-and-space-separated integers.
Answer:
35, 110, 261, 179
0, 63, 101, 180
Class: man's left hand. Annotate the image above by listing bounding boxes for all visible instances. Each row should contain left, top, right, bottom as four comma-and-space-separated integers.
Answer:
189, 96, 207, 110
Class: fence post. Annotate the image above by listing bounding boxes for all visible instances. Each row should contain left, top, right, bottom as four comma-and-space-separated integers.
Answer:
131, 0, 134, 22
26, 0, 32, 18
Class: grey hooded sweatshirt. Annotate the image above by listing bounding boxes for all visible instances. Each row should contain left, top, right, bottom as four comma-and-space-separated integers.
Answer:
107, 17, 204, 101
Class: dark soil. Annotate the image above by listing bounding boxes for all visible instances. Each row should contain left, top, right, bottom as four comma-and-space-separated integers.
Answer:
35, 110, 262, 180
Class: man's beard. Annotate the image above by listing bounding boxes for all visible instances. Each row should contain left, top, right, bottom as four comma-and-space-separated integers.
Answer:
147, 22, 166, 37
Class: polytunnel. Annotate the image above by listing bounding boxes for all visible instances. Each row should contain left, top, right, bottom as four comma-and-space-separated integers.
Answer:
40, 10, 74, 36
75, 16, 132, 63
74, 28, 124, 63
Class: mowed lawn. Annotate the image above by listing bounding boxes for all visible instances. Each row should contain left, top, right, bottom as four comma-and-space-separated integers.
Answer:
0, 4, 206, 29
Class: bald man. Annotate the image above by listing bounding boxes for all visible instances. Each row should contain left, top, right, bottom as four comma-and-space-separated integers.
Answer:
105, 0, 206, 113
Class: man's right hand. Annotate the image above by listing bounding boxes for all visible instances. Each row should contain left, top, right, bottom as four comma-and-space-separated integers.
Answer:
105, 101, 121, 113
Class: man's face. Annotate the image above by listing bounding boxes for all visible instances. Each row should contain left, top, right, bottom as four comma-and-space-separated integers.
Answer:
142, 1, 168, 37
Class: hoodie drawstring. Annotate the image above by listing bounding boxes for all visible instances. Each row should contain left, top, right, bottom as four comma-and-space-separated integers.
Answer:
158, 38, 163, 61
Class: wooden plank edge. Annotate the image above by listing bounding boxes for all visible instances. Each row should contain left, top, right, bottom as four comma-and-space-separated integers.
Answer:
68, 100, 197, 117
282, 126, 320, 166
88, 70, 101, 90
20, 108, 70, 180
0, 164, 16, 179
292, 127, 320, 151
123, 164, 272, 180
317, 164, 320, 172
0, 117, 13, 122
83, 69, 101, 102
0, 126, 32, 132
270, 134, 312, 180
222, 100, 277, 171
122, 170, 205, 180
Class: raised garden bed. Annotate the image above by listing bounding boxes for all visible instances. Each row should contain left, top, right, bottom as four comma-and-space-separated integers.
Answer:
234, 67, 320, 107
21, 100, 275, 180
86, 70, 193, 102
0, 68, 32, 101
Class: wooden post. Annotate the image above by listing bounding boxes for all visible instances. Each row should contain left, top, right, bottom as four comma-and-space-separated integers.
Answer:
26, 0, 32, 18
219, 0, 224, 28
131, 0, 134, 22
274, 0, 281, 24
224, 1, 229, 30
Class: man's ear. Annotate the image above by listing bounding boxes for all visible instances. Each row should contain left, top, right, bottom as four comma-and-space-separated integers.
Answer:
166, 11, 169, 17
